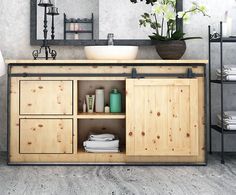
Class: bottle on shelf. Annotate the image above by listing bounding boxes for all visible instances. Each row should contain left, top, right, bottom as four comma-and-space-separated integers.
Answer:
83, 100, 86, 113
74, 33, 79, 40
110, 89, 122, 113
86, 95, 95, 113
69, 19, 75, 31
74, 22, 80, 31
95, 89, 105, 113
105, 104, 110, 113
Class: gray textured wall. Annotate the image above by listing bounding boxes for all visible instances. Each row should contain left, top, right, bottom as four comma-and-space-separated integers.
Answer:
1, 0, 236, 151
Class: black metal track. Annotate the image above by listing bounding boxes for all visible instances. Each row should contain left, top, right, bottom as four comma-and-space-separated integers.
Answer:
9, 73, 204, 78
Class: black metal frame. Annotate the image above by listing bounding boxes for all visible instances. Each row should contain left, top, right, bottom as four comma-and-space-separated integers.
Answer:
209, 22, 236, 164
30, 0, 183, 46
7, 62, 206, 166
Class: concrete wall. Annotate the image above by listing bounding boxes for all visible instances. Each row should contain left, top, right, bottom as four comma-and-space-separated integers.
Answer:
1, 0, 236, 151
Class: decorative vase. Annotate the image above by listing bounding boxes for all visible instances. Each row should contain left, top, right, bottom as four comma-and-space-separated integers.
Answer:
155, 40, 186, 60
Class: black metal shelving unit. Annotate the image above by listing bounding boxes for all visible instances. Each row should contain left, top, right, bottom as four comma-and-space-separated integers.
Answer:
64, 13, 94, 40
209, 21, 236, 164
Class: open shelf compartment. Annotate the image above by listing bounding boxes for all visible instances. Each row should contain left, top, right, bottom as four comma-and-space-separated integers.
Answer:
77, 80, 126, 116
77, 119, 126, 154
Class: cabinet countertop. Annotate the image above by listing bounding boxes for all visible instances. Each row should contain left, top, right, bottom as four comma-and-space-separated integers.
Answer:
5, 59, 208, 65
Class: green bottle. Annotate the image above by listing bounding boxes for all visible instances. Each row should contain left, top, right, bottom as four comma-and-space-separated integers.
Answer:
110, 89, 122, 113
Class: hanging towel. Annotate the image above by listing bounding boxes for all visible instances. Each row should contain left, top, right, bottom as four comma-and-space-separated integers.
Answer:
83, 140, 119, 149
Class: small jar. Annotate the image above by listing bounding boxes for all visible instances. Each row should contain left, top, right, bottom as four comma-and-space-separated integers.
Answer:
105, 105, 110, 113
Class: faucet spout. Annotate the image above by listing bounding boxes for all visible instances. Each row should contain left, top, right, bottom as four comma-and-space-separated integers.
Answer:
107, 33, 114, 46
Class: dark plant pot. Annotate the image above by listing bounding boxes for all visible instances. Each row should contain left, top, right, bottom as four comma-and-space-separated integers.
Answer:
155, 40, 186, 60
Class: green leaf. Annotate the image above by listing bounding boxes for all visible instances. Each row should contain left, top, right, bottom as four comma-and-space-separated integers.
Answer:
171, 30, 185, 40
181, 37, 202, 41
149, 33, 167, 41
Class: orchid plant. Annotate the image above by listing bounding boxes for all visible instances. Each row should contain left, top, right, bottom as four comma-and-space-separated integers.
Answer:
130, 0, 209, 41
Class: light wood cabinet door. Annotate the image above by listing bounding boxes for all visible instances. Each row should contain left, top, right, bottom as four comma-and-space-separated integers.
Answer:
20, 80, 73, 115
126, 78, 199, 156
19, 119, 73, 154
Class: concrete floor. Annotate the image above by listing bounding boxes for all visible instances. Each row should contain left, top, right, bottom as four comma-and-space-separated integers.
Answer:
0, 152, 236, 195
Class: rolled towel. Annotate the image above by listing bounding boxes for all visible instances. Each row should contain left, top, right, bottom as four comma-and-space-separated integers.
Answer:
84, 147, 119, 153
89, 133, 115, 141
83, 140, 119, 149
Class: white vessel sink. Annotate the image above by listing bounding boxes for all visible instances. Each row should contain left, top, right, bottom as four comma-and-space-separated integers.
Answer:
84, 46, 139, 60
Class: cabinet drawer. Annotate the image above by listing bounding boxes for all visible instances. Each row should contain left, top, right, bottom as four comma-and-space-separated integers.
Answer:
19, 119, 73, 154
19, 80, 73, 115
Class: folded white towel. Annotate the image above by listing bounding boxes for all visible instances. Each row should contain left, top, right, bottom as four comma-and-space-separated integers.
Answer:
223, 65, 236, 71
84, 147, 119, 153
83, 140, 119, 149
217, 115, 236, 125
224, 111, 236, 119
225, 75, 236, 80
89, 134, 115, 141
216, 69, 236, 75
217, 123, 236, 130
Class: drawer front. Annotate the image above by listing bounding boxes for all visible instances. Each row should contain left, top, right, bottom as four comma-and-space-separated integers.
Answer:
20, 80, 73, 115
19, 119, 73, 154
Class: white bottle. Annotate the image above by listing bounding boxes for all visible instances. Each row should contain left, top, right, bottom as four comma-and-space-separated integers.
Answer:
95, 89, 105, 113
74, 33, 79, 40
105, 105, 110, 113
83, 100, 86, 113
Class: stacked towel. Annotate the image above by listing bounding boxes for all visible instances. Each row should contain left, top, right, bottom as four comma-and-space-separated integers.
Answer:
83, 133, 120, 153
216, 65, 236, 80
217, 111, 236, 130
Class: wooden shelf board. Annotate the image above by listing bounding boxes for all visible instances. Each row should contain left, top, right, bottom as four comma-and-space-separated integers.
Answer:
77, 113, 126, 119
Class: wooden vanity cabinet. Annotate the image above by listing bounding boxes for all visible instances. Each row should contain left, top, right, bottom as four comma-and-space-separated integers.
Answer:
7, 60, 207, 165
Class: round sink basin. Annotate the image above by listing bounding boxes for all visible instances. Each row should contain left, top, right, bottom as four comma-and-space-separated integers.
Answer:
84, 46, 139, 60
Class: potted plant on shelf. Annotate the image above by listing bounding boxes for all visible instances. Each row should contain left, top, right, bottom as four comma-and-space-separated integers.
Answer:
130, 0, 209, 60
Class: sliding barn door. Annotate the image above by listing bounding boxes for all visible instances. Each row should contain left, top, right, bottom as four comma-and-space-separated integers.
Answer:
126, 78, 199, 156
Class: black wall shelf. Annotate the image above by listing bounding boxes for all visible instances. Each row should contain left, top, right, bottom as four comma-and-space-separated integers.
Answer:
64, 13, 94, 40
209, 21, 236, 164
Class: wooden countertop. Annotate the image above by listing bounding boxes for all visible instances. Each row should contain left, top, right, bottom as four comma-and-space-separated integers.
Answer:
5, 60, 208, 64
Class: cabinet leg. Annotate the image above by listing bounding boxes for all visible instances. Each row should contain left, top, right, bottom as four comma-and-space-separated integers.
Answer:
209, 128, 212, 154
221, 133, 225, 164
